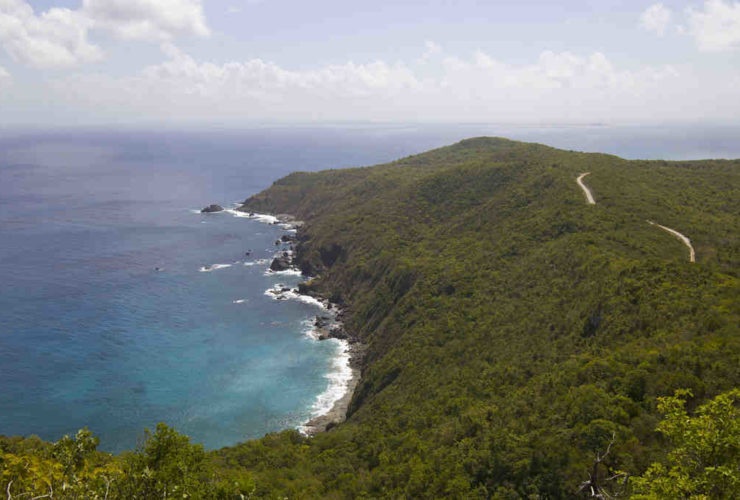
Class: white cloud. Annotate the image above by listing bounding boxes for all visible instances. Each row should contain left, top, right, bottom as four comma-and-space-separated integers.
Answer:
444, 49, 676, 92
0, 0, 209, 69
48, 46, 686, 123
687, 0, 740, 51
0, 0, 102, 69
98, 44, 424, 103
640, 3, 672, 36
82, 0, 210, 41
420, 40, 442, 62
0, 65, 11, 90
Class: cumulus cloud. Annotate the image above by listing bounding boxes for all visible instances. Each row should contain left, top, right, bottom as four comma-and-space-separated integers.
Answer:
82, 0, 210, 41
49, 45, 686, 123
687, 0, 740, 51
444, 50, 676, 92
0, 0, 209, 69
0, 0, 102, 69
59, 43, 424, 112
640, 3, 672, 35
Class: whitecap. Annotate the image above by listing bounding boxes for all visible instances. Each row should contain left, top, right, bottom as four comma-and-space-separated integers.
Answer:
232, 299, 248, 304
223, 208, 251, 219
264, 284, 293, 300
264, 285, 328, 309
301, 318, 321, 340
199, 263, 232, 272
293, 293, 327, 308
224, 208, 279, 225
244, 259, 269, 267
265, 268, 302, 277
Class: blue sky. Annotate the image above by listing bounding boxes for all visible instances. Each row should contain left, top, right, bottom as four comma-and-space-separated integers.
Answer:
0, 0, 739, 125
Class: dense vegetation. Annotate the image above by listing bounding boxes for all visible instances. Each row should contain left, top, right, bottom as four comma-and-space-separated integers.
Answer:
3, 138, 739, 498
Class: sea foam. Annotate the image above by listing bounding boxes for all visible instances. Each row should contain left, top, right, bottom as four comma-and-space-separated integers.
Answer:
199, 263, 232, 272
243, 259, 269, 267
224, 208, 279, 225
264, 284, 328, 309
265, 268, 302, 277
307, 339, 353, 418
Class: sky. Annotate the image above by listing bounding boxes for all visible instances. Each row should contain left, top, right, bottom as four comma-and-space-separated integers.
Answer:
0, 0, 739, 126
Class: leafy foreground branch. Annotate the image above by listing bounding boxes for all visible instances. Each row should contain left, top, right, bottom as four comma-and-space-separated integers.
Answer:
1, 423, 255, 499
632, 389, 740, 499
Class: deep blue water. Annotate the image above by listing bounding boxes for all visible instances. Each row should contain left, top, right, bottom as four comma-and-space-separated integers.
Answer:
1, 124, 738, 453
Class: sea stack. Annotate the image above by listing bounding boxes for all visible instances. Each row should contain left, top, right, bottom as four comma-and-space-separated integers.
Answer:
201, 204, 224, 213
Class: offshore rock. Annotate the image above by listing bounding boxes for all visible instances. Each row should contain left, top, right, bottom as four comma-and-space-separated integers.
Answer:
200, 204, 224, 213
270, 256, 291, 271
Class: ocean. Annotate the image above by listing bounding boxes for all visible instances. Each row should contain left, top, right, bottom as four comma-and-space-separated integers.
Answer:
1, 124, 739, 453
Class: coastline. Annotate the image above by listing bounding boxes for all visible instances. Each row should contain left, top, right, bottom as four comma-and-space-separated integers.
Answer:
237, 207, 364, 435
302, 357, 362, 434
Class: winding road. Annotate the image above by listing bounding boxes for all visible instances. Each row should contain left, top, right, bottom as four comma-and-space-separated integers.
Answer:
647, 221, 696, 263
574, 173, 696, 263
576, 172, 596, 205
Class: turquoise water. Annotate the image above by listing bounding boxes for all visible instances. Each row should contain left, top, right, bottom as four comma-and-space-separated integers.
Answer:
0, 129, 427, 452
1, 125, 738, 453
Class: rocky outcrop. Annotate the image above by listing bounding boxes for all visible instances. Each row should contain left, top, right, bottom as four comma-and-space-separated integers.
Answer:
269, 255, 292, 271
200, 204, 224, 213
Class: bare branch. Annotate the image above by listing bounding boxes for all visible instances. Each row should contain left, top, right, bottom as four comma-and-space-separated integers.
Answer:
578, 433, 629, 499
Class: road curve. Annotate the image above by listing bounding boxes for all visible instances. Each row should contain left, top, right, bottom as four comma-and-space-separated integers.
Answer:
576, 173, 596, 205
647, 220, 696, 263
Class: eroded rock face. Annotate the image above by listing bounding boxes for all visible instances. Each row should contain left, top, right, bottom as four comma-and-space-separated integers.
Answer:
270, 256, 291, 271
200, 204, 224, 213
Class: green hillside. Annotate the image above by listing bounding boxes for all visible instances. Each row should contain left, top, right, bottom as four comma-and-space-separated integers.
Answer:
224, 138, 740, 498
3, 138, 739, 498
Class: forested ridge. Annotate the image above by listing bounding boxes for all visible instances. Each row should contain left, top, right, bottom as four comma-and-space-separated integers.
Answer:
3, 137, 740, 498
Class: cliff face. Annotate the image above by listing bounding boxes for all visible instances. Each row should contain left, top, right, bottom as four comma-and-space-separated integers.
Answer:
229, 137, 740, 498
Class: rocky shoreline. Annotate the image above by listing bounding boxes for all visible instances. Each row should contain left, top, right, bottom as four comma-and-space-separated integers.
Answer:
247, 209, 364, 435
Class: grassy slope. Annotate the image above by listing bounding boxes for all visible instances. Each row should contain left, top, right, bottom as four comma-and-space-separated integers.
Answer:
214, 138, 740, 498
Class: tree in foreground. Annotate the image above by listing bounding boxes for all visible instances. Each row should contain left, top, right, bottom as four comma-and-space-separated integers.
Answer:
633, 389, 740, 499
